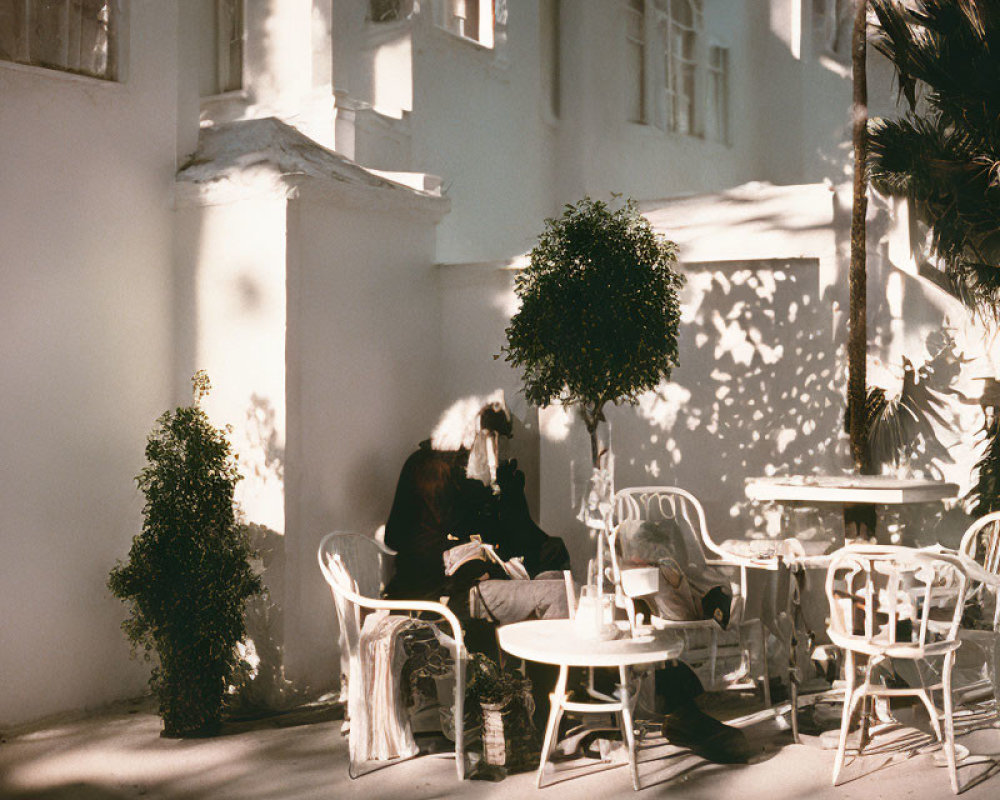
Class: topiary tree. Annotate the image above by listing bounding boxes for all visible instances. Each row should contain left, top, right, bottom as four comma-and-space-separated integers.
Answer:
503, 197, 684, 469
108, 371, 263, 737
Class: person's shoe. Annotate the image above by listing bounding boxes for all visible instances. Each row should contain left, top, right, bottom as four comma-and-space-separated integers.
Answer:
661, 704, 752, 764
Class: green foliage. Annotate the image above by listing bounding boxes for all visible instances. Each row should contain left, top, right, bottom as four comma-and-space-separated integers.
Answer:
868, 0, 1000, 316
503, 197, 684, 462
970, 413, 1000, 518
108, 371, 263, 736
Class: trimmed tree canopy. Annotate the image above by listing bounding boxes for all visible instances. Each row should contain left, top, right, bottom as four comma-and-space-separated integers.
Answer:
503, 197, 684, 464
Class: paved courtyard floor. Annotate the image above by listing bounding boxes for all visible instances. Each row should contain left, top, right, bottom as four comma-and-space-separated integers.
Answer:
3, 692, 1000, 800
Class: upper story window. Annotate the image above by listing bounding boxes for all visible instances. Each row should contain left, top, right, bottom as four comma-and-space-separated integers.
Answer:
433, 0, 494, 48
657, 0, 702, 135
625, 0, 646, 124
199, 0, 243, 97
625, 0, 728, 144
0, 0, 119, 81
705, 43, 728, 142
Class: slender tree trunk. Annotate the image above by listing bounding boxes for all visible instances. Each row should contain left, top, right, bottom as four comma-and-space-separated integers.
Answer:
847, 0, 877, 541
848, 0, 870, 475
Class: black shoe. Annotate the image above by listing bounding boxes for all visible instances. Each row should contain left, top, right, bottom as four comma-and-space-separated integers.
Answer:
661, 705, 752, 764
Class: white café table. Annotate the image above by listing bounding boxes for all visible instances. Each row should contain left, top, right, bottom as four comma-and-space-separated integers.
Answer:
743, 475, 960, 740
497, 618, 683, 790
745, 474, 959, 507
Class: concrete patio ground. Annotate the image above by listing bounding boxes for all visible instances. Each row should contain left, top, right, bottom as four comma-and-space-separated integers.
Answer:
3, 692, 1000, 800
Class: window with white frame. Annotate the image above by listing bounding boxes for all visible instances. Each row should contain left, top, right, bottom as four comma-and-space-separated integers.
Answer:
0, 0, 119, 81
369, 0, 414, 23
625, 0, 646, 123
657, 0, 702, 135
625, 0, 729, 144
433, 0, 494, 48
199, 0, 243, 97
705, 43, 728, 142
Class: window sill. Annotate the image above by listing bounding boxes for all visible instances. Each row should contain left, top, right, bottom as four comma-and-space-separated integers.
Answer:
430, 23, 495, 53
0, 58, 122, 87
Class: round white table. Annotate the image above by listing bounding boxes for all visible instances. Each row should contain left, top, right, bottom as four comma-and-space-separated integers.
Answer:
497, 619, 683, 790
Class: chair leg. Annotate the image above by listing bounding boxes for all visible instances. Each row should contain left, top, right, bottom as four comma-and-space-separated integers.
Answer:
618, 665, 640, 791
454, 652, 466, 780
833, 650, 858, 787
992, 635, 1000, 713
759, 620, 771, 708
942, 652, 960, 794
708, 627, 719, 690
915, 688, 943, 742
537, 666, 568, 789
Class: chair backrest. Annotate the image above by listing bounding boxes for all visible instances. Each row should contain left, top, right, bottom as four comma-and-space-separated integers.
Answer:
825, 545, 968, 650
959, 511, 1000, 575
958, 511, 1000, 628
317, 532, 396, 664
613, 486, 715, 571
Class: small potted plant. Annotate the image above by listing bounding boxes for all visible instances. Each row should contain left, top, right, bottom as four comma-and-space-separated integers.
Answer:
108, 371, 263, 736
466, 653, 538, 775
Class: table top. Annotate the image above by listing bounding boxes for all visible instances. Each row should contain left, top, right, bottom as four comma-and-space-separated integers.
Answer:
497, 619, 683, 668
745, 475, 959, 505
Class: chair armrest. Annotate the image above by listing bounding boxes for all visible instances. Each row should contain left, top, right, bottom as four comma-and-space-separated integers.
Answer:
325, 579, 466, 653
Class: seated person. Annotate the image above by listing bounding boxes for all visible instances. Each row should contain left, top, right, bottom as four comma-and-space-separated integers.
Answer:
617, 516, 753, 764
383, 395, 571, 617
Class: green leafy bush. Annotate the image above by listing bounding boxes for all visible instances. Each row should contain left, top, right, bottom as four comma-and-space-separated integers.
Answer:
503, 197, 684, 466
109, 371, 263, 736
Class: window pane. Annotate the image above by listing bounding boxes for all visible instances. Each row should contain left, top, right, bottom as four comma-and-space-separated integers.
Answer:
0, 1, 27, 62
2, 0, 115, 80
29, 0, 69, 71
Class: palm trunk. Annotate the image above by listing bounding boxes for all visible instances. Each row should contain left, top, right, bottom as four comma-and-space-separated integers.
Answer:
847, 0, 877, 541
848, 0, 870, 475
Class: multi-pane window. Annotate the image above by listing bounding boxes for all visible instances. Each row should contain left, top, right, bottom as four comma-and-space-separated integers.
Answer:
435, 0, 494, 48
625, 0, 646, 123
626, 0, 728, 144
199, 0, 243, 97
659, 0, 701, 135
705, 43, 728, 142
0, 0, 118, 81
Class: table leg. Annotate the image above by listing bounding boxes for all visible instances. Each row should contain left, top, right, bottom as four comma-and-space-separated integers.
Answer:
618, 665, 640, 791
537, 665, 568, 788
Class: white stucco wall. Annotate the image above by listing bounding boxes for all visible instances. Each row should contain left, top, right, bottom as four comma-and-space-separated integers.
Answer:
283, 188, 447, 690
0, 2, 180, 727
174, 192, 289, 535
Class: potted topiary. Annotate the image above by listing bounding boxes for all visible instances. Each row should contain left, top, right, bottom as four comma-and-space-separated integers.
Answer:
503, 196, 684, 625
503, 196, 684, 473
108, 371, 263, 736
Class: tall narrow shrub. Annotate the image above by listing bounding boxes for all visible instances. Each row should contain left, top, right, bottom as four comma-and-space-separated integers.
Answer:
109, 371, 262, 736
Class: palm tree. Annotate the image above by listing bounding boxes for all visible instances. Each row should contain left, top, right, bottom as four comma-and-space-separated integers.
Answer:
849, 0, 871, 475
868, 0, 1000, 318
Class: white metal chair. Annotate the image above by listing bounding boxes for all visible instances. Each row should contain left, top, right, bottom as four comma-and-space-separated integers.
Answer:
611, 486, 771, 706
317, 531, 467, 779
824, 545, 968, 793
957, 511, 1000, 707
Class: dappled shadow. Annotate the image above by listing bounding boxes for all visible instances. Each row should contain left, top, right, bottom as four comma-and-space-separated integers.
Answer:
614, 258, 848, 542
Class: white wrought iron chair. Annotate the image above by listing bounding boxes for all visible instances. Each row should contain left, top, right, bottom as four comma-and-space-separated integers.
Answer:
317, 531, 467, 780
611, 486, 771, 706
824, 545, 968, 793
957, 511, 1000, 707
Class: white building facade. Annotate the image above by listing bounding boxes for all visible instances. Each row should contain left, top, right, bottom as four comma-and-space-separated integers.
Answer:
2, 0, 995, 727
